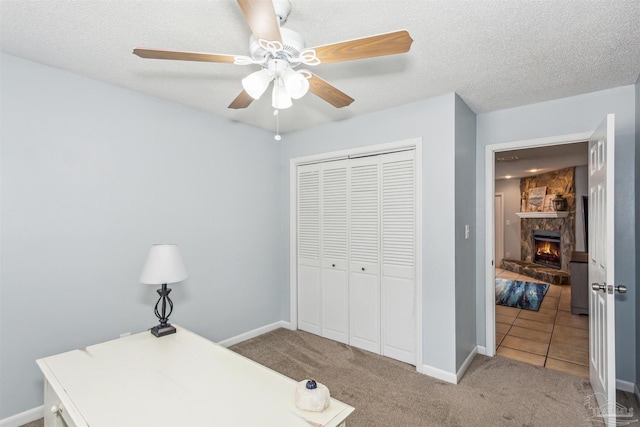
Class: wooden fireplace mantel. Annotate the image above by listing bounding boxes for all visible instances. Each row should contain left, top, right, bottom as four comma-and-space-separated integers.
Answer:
516, 212, 569, 219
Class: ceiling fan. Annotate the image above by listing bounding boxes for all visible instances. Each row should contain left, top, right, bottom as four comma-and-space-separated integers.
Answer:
133, 0, 413, 112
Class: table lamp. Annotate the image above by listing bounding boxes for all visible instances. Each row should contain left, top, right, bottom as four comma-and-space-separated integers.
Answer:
140, 244, 188, 337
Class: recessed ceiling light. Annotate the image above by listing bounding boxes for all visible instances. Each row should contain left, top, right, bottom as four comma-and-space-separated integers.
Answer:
496, 156, 519, 162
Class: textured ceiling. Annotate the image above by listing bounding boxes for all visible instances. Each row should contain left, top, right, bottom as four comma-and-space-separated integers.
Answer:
2, 0, 640, 134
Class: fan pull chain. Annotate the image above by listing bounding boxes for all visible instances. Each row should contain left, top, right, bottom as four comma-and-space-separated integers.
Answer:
274, 109, 281, 141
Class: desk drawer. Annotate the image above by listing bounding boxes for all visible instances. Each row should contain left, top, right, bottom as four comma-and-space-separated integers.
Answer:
44, 380, 76, 427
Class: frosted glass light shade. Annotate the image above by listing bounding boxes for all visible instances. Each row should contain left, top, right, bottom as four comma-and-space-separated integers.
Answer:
272, 79, 292, 109
282, 68, 309, 100
140, 244, 188, 285
242, 69, 272, 100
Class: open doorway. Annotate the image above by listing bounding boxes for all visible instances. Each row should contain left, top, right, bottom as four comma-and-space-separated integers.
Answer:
485, 133, 591, 378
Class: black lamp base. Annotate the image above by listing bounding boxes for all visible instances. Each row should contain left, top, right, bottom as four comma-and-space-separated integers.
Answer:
150, 323, 176, 337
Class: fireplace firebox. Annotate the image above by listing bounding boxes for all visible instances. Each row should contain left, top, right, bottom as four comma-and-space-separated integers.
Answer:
533, 230, 562, 270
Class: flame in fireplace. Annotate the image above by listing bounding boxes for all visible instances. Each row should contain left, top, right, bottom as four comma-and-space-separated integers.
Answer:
536, 242, 559, 257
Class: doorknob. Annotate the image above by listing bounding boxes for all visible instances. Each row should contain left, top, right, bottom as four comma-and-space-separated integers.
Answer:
591, 283, 606, 292
615, 285, 627, 294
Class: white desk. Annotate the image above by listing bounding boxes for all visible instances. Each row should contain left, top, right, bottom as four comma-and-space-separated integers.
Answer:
37, 326, 354, 427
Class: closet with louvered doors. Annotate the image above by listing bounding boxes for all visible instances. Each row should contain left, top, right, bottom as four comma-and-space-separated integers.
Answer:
296, 150, 416, 365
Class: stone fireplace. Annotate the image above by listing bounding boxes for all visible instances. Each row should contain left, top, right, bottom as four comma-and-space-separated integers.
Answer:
520, 167, 576, 272
533, 230, 562, 269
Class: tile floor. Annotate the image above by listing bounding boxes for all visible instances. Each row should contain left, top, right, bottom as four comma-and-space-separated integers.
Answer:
495, 268, 590, 378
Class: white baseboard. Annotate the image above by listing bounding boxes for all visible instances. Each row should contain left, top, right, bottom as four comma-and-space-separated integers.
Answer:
218, 320, 291, 348
421, 346, 480, 385
420, 363, 458, 384
0, 405, 43, 427
616, 379, 635, 393
456, 346, 478, 383
476, 345, 488, 356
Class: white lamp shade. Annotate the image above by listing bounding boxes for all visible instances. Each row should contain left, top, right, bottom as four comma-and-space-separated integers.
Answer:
282, 68, 309, 100
242, 69, 272, 100
140, 244, 188, 285
272, 79, 292, 109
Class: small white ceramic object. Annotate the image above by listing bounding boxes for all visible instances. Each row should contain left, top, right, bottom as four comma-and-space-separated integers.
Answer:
295, 379, 330, 412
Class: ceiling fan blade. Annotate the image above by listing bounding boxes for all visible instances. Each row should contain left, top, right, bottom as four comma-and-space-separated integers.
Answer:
133, 48, 237, 64
228, 90, 254, 109
308, 74, 354, 108
307, 30, 413, 64
237, 0, 282, 43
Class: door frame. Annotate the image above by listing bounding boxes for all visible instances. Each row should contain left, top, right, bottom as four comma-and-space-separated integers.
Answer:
289, 137, 423, 369
484, 131, 592, 356
494, 192, 505, 268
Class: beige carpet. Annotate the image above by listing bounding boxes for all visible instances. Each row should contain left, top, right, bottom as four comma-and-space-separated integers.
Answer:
230, 328, 639, 427
20, 327, 640, 426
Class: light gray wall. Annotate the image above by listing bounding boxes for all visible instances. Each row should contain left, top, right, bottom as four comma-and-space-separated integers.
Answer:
476, 86, 637, 383
635, 75, 639, 398
0, 54, 284, 418
494, 178, 521, 260
281, 93, 466, 374
574, 165, 588, 252
454, 95, 477, 370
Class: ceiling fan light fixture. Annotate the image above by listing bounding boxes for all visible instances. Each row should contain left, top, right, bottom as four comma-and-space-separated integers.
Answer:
242, 68, 272, 100
272, 79, 292, 109
133, 0, 414, 114
282, 68, 309, 99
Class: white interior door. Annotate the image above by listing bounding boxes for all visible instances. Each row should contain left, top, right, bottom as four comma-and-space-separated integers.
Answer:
349, 157, 381, 354
297, 164, 322, 335
321, 160, 349, 344
588, 114, 617, 425
380, 150, 416, 364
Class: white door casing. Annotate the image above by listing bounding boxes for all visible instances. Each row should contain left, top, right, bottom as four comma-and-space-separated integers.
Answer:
484, 131, 593, 357
588, 114, 617, 425
494, 193, 504, 267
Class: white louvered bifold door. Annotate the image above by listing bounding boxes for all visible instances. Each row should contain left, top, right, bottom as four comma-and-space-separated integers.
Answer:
348, 156, 381, 354
296, 150, 416, 364
380, 150, 416, 364
297, 163, 322, 335
321, 160, 349, 344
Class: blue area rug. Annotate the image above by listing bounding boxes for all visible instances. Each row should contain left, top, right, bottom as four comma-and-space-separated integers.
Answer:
495, 279, 550, 311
